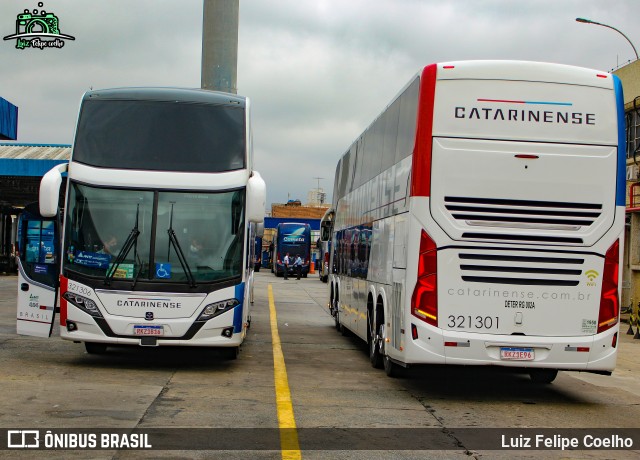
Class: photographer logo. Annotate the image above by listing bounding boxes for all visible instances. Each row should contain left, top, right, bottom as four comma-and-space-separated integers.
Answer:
3, 2, 75, 50
7, 430, 40, 448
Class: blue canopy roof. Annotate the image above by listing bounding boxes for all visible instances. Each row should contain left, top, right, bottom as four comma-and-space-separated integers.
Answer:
0, 98, 18, 140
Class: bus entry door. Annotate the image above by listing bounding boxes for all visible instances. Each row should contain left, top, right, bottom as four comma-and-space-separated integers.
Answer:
16, 203, 60, 337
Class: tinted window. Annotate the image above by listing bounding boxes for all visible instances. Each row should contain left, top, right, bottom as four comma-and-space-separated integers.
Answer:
346, 144, 357, 194
366, 117, 384, 182
333, 159, 343, 203
18, 210, 59, 287
396, 77, 419, 164
64, 183, 244, 284
382, 98, 400, 171
73, 100, 245, 172
353, 137, 365, 190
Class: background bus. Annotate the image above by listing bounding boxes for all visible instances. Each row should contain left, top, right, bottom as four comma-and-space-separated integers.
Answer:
326, 60, 625, 382
16, 88, 266, 359
253, 236, 262, 272
272, 222, 311, 278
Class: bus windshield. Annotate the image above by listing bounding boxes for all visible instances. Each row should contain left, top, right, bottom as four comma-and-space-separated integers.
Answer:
73, 99, 246, 172
63, 182, 245, 284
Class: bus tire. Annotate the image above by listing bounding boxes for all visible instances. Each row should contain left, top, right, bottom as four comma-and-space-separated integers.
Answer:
85, 342, 107, 354
529, 369, 558, 384
383, 352, 403, 378
368, 312, 383, 369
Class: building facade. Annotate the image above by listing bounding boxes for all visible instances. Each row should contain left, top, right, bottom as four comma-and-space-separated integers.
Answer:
615, 60, 640, 312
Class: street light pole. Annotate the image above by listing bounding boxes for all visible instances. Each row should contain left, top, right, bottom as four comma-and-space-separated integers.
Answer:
576, 17, 639, 61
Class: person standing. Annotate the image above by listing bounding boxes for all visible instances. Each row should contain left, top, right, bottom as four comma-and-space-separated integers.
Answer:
294, 253, 303, 280
283, 253, 290, 279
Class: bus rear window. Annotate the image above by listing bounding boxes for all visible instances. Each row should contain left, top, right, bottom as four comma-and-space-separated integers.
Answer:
73, 99, 245, 173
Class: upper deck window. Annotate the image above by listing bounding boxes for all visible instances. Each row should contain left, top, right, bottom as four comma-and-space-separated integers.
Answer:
73, 99, 245, 172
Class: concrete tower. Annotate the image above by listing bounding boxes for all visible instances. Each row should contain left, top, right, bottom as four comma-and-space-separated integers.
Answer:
201, 0, 239, 94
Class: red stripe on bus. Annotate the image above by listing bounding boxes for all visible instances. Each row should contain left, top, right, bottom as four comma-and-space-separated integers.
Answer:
411, 63, 437, 197
59, 275, 68, 326
477, 98, 526, 104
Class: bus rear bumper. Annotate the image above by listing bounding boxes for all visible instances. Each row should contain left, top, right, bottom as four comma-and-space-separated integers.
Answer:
401, 323, 619, 372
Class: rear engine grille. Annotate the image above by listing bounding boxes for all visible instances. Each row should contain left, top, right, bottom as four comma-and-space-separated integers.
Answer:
445, 196, 602, 231
459, 252, 584, 286
461, 233, 583, 244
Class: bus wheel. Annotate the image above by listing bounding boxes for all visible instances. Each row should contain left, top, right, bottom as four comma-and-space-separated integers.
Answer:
339, 318, 351, 336
381, 328, 403, 377
331, 295, 341, 330
529, 369, 558, 384
383, 350, 403, 378
368, 313, 383, 369
85, 342, 107, 354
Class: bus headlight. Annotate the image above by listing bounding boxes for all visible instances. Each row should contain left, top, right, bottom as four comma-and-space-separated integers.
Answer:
63, 291, 103, 318
198, 299, 239, 321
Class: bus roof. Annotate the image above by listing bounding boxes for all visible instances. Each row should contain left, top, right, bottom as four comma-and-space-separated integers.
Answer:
430, 60, 613, 89
81, 87, 246, 108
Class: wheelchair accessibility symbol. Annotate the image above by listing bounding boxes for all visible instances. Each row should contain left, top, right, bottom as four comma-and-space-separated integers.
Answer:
155, 262, 171, 279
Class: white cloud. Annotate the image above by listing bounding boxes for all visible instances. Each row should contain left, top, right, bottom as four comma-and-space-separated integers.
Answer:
1, 0, 638, 205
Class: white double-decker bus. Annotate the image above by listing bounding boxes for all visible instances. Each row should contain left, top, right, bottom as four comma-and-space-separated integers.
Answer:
326, 61, 625, 382
16, 88, 266, 358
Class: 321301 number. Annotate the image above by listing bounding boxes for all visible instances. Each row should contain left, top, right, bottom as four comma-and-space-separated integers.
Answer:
447, 315, 499, 330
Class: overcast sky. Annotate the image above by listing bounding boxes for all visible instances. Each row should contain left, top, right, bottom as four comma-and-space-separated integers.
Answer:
1, 0, 639, 207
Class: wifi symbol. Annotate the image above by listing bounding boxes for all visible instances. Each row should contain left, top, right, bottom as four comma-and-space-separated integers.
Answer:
585, 270, 599, 282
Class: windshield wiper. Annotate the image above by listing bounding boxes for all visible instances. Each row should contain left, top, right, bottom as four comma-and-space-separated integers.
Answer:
167, 202, 196, 288
131, 255, 144, 290
104, 204, 140, 286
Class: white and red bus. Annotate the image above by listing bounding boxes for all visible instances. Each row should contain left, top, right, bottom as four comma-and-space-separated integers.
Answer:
16, 88, 266, 358
326, 61, 625, 382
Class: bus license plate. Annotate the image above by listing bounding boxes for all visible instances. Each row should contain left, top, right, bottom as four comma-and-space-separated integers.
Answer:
500, 347, 534, 361
134, 325, 164, 336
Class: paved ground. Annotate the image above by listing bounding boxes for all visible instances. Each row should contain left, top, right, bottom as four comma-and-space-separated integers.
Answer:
1, 271, 640, 459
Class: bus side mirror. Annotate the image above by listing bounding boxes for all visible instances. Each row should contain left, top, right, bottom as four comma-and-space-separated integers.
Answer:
39, 163, 69, 217
246, 171, 266, 223
256, 223, 265, 238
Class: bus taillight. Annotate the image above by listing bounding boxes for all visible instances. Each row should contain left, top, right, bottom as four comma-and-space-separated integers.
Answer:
411, 230, 438, 326
598, 239, 620, 334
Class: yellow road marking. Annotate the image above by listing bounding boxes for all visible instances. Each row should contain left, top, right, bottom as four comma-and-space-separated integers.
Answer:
268, 284, 301, 460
